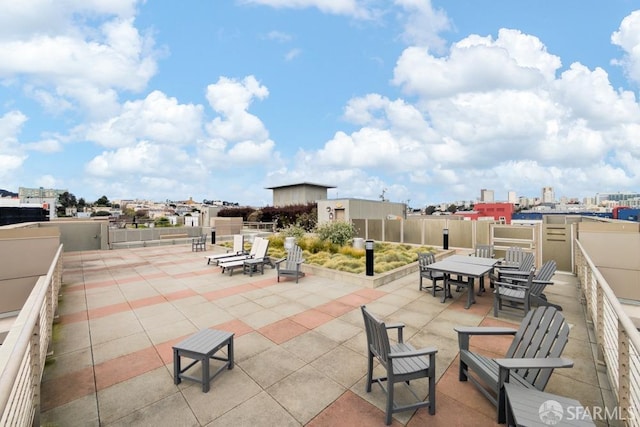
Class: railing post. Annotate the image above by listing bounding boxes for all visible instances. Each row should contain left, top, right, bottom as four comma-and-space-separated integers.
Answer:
617, 320, 630, 422
596, 285, 605, 364
31, 317, 41, 427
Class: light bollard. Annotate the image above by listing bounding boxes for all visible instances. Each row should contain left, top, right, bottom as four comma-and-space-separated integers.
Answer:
365, 239, 374, 276
443, 228, 449, 250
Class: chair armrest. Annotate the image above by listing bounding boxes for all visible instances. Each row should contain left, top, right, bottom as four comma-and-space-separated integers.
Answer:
495, 357, 574, 371
389, 346, 438, 359
454, 326, 517, 335
274, 257, 287, 265
455, 327, 517, 351
499, 270, 531, 278
494, 280, 529, 291
386, 322, 405, 342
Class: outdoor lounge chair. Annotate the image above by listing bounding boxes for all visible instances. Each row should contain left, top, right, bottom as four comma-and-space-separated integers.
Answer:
275, 244, 305, 283
361, 305, 437, 425
418, 252, 444, 296
205, 234, 245, 265
218, 237, 270, 276
454, 306, 572, 423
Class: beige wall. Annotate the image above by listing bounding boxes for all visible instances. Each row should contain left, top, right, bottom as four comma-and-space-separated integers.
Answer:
0, 228, 60, 313
577, 222, 640, 300
272, 185, 328, 206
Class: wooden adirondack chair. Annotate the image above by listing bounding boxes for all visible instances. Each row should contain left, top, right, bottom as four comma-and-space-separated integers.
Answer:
361, 306, 437, 425
493, 267, 536, 317
418, 252, 444, 296
454, 306, 572, 423
497, 260, 561, 311
490, 252, 534, 287
275, 244, 305, 283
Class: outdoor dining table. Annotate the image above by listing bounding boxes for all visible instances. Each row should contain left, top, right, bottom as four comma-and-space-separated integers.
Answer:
424, 256, 499, 309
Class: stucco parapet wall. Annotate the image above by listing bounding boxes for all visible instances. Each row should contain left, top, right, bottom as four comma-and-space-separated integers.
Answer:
299, 249, 455, 288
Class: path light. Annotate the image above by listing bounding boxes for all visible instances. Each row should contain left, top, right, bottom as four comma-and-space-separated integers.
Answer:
365, 239, 374, 276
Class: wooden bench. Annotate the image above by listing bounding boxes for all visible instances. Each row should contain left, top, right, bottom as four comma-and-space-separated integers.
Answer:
160, 233, 189, 240
173, 328, 234, 393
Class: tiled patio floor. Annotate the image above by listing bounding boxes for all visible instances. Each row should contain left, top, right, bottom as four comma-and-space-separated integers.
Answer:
41, 244, 617, 426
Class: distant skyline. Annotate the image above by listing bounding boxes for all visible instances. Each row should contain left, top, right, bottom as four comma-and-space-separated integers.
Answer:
2, 1, 640, 206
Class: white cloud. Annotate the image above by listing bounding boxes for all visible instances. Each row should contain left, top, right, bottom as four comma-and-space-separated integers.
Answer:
84, 91, 204, 148
393, 29, 561, 99
265, 30, 293, 43
0, 1, 159, 118
394, 0, 450, 51
285, 48, 302, 61
611, 10, 640, 85
0, 110, 28, 179
241, 0, 381, 20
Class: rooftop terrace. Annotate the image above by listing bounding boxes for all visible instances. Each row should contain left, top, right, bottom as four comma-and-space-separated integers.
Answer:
39, 244, 619, 426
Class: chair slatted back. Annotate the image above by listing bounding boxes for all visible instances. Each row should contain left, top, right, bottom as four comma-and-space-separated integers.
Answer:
529, 260, 557, 298
505, 306, 569, 390
418, 252, 436, 270
519, 253, 535, 272
504, 247, 524, 264
361, 306, 391, 365
284, 244, 303, 269
474, 245, 494, 258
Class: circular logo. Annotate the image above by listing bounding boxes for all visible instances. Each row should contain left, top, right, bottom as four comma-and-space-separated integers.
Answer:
539, 400, 564, 425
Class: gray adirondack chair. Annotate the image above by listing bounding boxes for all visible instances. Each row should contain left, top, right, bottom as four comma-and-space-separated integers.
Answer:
361, 306, 437, 425
275, 244, 305, 283
418, 252, 444, 296
490, 252, 534, 287
497, 260, 560, 311
493, 267, 536, 317
454, 306, 572, 423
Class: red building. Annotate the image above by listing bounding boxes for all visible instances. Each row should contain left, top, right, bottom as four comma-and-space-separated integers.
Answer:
454, 202, 514, 224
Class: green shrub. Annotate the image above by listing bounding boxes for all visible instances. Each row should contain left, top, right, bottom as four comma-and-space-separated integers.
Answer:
315, 221, 356, 246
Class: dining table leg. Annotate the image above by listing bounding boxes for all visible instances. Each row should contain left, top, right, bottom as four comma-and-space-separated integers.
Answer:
465, 278, 476, 309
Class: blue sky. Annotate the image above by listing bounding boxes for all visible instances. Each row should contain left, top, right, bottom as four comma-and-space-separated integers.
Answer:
2, 0, 640, 208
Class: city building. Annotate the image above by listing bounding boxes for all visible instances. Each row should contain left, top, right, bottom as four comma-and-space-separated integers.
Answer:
541, 186, 554, 204
265, 182, 335, 207
479, 188, 494, 202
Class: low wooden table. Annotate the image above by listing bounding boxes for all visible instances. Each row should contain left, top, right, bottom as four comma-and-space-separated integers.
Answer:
173, 328, 234, 393
243, 258, 265, 276
504, 383, 595, 426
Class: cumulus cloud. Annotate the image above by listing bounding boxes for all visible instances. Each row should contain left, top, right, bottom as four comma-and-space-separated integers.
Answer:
0, 0, 159, 119
394, 0, 450, 51
297, 22, 640, 203
84, 91, 204, 148
611, 10, 640, 86
0, 110, 29, 179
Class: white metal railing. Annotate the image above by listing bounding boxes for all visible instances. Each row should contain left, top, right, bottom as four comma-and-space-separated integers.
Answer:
575, 239, 640, 426
0, 244, 63, 427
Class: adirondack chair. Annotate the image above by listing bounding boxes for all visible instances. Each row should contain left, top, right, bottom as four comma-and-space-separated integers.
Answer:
418, 252, 444, 296
498, 260, 560, 311
490, 252, 534, 287
205, 234, 245, 265
361, 306, 437, 425
454, 306, 572, 423
275, 244, 305, 283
